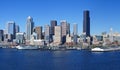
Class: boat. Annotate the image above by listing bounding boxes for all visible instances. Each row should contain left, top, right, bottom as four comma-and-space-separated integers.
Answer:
91, 47, 104, 52
76, 47, 81, 50
91, 47, 120, 52
16, 45, 39, 50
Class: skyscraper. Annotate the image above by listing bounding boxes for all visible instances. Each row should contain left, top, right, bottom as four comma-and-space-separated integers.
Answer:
83, 10, 90, 37
6, 21, 16, 39
15, 25, 20, 33
50, 20, 57, 35
34, 26, 42, 39
61, 20, 67, 43
44, 25, 50, 44
54, 26, 62, 45
0, 30, 4, 42
26, 16, 34, 40
73, 23, 78, 44
67, 23, 70, 35
73, 23, 78, 35
50, 20, 57, 42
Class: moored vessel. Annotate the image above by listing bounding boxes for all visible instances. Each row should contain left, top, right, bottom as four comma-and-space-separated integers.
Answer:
16, 45, 39, 50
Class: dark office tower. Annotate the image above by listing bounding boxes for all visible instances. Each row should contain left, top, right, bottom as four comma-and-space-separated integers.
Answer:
73, 24, 78, 44
50, 20, 57, 35
83, 10, 90, 37
0, 30, 4, 42
15, 25, 20, 33
67, 23, 70, 35
6, 21, 16, 39
34, 26, 42, 39
61, 20, 67, 44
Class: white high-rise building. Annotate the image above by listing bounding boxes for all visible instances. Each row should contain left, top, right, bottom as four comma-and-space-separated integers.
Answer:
26, 16, 34, 40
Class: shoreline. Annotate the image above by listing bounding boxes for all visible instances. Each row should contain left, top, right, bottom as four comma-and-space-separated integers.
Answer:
91, 46, 120, 52
1, 45, 120, 52
0, 45, 82, 51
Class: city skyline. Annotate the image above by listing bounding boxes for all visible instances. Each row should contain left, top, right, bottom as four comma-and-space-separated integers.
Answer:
0, 0, 120, 35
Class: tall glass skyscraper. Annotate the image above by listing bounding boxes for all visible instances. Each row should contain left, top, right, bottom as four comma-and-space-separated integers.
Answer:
6, 21, 16, 39
44, 25, 50, 44
61, 20, 67, 44
83, 10, 90, 37
15, 25, 20, 33
50, 20, 57, 35
26, 16, 34, 40
73, 23, 78, 44
0, 30, 4, 42
67, 23, 70, 35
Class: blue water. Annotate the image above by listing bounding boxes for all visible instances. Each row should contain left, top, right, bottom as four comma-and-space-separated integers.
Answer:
0, 49, 120, 70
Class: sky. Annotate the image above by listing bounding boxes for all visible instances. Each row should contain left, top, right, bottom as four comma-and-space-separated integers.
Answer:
0, 0, 120, 35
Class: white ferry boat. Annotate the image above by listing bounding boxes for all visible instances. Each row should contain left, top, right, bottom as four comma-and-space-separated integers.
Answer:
91, 47, 104, 52
91, 47, 120, 52
16, 45, 39, 50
